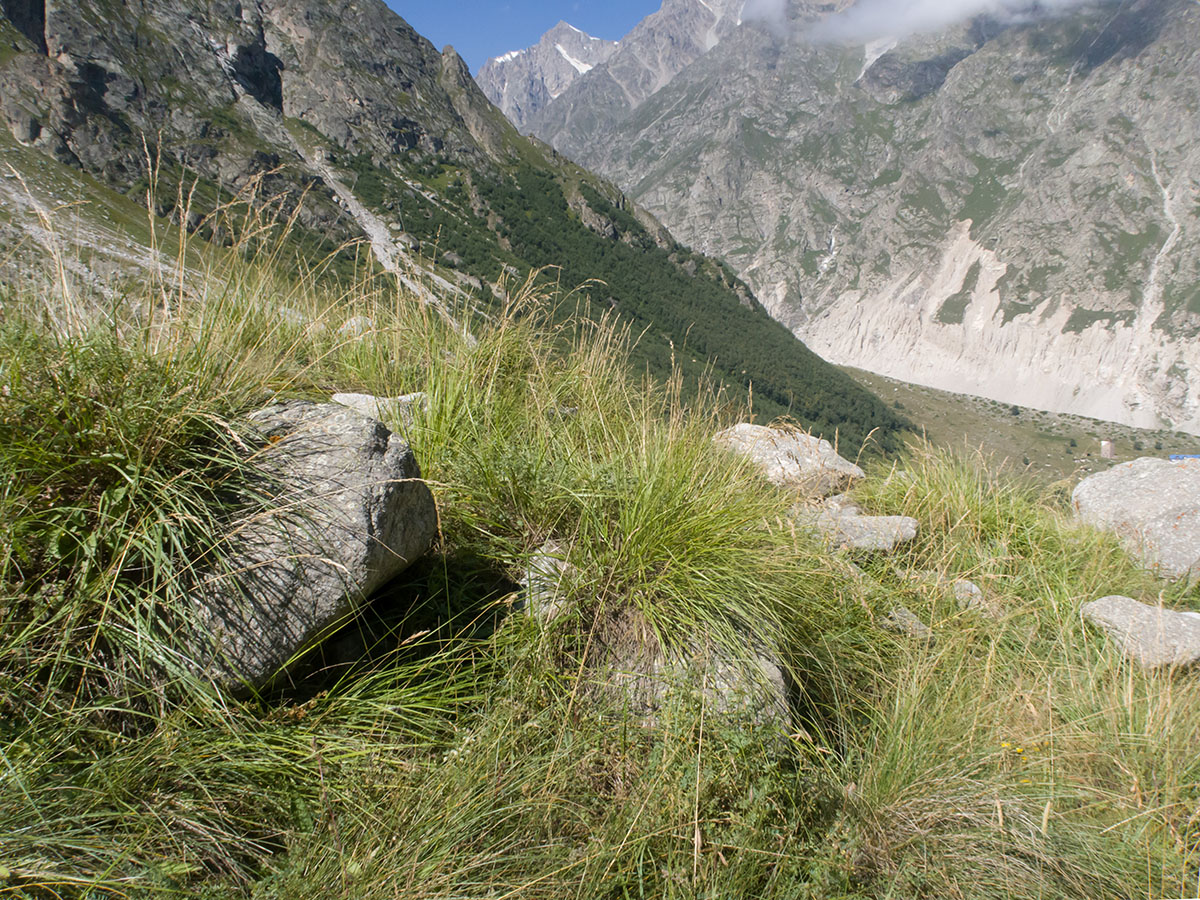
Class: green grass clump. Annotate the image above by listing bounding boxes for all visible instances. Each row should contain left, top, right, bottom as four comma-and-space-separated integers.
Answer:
1, 232, 1199, 899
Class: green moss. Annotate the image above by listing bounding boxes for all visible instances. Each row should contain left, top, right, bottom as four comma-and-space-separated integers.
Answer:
1062, 307, 1135, 333
936, 260, 982, 325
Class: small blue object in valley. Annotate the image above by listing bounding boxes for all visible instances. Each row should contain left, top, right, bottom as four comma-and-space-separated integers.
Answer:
1169, 455, 1200, 460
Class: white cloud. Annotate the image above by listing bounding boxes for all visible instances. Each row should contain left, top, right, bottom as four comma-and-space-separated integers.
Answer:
741, 0, 788, 31
808, 0, 1097, 43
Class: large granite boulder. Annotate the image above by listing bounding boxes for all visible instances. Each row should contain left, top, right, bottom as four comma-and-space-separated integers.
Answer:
1082, 595, 1200, 669
193, 401, 437, 687
714, 423, 864, 498
1072, 458, 1200, 578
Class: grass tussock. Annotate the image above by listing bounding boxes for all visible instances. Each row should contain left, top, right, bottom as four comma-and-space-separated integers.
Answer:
0, 226, 1199, 900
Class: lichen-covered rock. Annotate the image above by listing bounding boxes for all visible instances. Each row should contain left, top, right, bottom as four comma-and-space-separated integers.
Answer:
715, 423, 864, 497
1072, 457, 1200, 578
193, 400, 437, 687
592, 609, 790, 732
1082, 595, 1200, 669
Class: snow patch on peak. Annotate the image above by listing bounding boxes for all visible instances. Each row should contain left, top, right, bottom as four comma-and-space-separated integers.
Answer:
555, 43, 594, 75
494, 49, 524, 64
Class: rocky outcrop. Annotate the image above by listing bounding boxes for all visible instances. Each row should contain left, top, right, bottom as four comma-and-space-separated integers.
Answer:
1082, 595, 1200, 669
1072, 457, 1200, 578
192, 401, 437, 687
714, 423, 864, 497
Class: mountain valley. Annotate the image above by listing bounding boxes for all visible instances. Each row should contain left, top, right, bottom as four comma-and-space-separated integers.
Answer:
485, 0, 1200, 434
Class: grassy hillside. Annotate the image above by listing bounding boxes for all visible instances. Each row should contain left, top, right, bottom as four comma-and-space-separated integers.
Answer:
1, 230, 1199, 898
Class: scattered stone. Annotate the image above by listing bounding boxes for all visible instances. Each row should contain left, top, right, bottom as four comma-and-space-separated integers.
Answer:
277, 307, 309, 329
338, 315, 375, 337
882, 606, 934, 641
792, 502, 918, 552
714, 423, 864, 497
192, 400, 437, 688
332, 391, 427, 429
1072, 457, 1200, 578
520, 540, 574, 622
1082, 595, 1200, 669
578, 608, 789, 731
951, 578, 1005, 619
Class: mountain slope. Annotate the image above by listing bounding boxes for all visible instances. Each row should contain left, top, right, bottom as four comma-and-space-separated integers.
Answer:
0, 0, 908, 450
517, 0, 1200, 434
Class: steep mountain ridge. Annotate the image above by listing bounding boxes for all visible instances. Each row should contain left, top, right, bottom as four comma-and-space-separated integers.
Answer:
512, 0, 1200, 434
0, 0, 908, 449
475, 21, 618, 132
483, 0, 753, 143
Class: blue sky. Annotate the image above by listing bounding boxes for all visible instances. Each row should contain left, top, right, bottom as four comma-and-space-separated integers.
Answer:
389, 2, 659, 73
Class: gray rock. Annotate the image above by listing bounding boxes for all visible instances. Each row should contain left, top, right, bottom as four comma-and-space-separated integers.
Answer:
882, 606, 934, 641
1072, 457, 1200, 578
951, 578, 1005, 619
331, 391, 428, 429
1082, 595, 1200, 669
791, 498, 918, 552
823, 511, 917, 552
714, 423, 864, 497
519, 539, 574, 622
193, 401, 437, 687
608, 646, 789, 731
338, 315, 375, 337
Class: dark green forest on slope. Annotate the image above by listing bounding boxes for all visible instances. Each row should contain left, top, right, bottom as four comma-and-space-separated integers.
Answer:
336, 149, 910, 454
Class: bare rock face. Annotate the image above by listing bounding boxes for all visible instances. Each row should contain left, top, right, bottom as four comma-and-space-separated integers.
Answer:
193, 401, 437, 688
526, 0, 1200, 433
1072, 457, 1200, 578
715, 423, 864, 497
1082, 595, 1200, 669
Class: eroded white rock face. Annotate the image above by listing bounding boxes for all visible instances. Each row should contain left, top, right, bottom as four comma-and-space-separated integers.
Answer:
1082, 595, 1200, 669
798, 223, 1200, 435
1072, 457, 1200, 578
714, 423, 864, 497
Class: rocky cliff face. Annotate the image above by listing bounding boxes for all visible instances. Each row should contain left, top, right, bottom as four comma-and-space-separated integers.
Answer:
518, 0, 1200, 433
476, 21, 618, 132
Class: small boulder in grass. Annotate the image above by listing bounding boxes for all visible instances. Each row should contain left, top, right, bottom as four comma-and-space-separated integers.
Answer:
192, 400, 437, 689
1072, 457, 1200, 578
1082, 595, 1200, 669
881, 606, 935, 642
520, 539, 574, 622
714, 423, 864, 498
